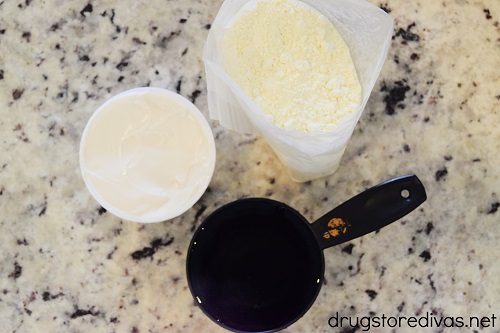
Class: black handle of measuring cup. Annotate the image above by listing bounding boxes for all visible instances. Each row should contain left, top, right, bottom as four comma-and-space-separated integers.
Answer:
310, 174, 427, 250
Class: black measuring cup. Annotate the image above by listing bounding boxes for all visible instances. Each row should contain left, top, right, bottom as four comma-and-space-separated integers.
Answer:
186, 174, 426, 333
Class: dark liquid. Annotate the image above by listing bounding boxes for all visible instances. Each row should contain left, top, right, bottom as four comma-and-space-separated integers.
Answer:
187, 199, 324, 332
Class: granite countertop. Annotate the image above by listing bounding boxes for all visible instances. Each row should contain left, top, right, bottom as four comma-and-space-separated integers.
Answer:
1, 0, 499, 332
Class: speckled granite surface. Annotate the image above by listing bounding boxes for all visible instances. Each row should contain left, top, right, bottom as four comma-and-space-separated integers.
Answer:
0, 0, 499, 332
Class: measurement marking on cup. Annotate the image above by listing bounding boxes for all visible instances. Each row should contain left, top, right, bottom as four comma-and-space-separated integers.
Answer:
323, 218, 349, 239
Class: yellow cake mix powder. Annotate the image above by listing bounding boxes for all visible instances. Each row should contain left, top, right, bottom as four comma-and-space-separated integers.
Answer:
223, 0, 362, 133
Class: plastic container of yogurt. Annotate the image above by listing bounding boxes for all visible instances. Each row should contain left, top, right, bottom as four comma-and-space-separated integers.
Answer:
79, 87, 216, 223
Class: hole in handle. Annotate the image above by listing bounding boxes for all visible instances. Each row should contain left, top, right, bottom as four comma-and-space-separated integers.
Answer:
401, 189, 410, 199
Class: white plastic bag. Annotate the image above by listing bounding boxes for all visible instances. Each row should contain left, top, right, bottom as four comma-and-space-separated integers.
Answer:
204, 0, 393, 182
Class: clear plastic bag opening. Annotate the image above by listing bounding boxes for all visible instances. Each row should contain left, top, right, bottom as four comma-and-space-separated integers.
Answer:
204, 0, 393, 182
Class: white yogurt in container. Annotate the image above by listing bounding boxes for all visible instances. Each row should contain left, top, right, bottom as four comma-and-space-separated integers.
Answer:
79, 87, 216, 223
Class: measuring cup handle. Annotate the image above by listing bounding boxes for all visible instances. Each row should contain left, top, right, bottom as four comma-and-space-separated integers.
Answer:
310, 174, 427, 250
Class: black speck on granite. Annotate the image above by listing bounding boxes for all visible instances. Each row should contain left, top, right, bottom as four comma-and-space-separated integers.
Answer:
425, 222, 434, 235
342, 243, 355, 255
70, 307, 100, 319
396, 28, 420, 42
487, 202, 500, 214
379, 3, 391, 13
435, 167, 448, 182
483, 9, 492, 20
428, 274, 436, 292
80, 3, 93, 17
155, 30, 181, 48
9, 262, 22, 279
17, 238, 29, 246
365, 289, 378, 300
12, 88, 24, 100
381, 80, 411, 115
22, 31, 31, 42
131, 236, 175, 260
43, 291, 64, 301
420, 250, 432, 262
175, 78, 183, 93
189, 89, 202, 103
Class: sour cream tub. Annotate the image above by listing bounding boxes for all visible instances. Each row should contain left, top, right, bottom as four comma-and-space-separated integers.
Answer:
79, 87, 216, 223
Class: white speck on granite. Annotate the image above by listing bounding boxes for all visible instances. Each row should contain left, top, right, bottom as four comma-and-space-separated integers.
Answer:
0, 0, 499, 332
